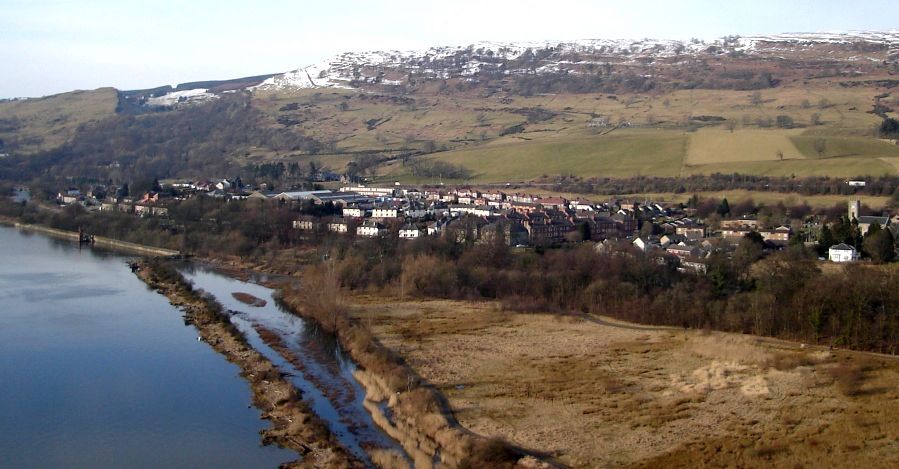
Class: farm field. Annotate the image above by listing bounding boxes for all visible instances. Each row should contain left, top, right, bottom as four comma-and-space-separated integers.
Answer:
522, 188, 893, 210
379, 130, 688, 183
685, 128, 806, 164
349, 296, 899, 469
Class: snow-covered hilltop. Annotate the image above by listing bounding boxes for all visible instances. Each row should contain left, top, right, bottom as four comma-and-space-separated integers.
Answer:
252, 30, 899, 92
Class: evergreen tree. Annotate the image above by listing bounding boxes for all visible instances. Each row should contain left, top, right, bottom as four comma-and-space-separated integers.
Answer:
863, 224, 895, 263
818, 225, 835, 249
716, 197, 731, 217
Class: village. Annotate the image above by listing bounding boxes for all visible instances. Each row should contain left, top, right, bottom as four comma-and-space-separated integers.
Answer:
41, 176, 898, 270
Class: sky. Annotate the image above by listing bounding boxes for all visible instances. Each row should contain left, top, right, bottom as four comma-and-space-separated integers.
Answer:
2, 0, 898, 98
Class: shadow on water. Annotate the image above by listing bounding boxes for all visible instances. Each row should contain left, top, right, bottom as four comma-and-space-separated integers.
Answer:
181, 264, 410, 466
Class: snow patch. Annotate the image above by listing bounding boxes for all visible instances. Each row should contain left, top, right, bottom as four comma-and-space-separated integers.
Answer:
146, 88, 216, 106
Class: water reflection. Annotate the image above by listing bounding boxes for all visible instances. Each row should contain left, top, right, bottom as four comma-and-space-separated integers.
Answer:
182, 265, 409, 465
0, 226, 294, 469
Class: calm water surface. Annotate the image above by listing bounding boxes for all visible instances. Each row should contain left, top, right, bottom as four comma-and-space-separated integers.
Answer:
0, 226, 294, 468
182, 266, 408, 465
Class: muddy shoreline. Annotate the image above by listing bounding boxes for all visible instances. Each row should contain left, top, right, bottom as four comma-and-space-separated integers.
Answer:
133, 260, 360, 469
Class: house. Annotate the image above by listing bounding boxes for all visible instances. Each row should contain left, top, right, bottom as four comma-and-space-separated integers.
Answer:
399, 224, 422, 239
720, 218, 759, 230
139, 192, 160, 204
293, 216, 315, 230
761, 226, 792, 244
372, 207, 400, 219
426, 219, 447, 236
342, 207, 365, 218
666, 244, 701, 259
449, 204, 493, 218
11, 187, 30, 203
523, 211, 575, 245
328, 218, 349, 233
99, 201, 117, 212
539, 197, 568, 210
134, 204, 153, 216
633, 237, 650, 252
357, 220, 387, 237
829, 243, 858, 263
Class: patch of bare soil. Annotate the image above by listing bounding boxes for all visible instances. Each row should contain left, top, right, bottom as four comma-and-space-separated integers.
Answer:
349, 295, 899, 468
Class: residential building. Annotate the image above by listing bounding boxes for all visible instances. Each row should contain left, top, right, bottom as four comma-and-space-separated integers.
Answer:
328, 218, 349, 233
357, 221, 387, 237
399, 224, 422, 239
372, 208, 400, 219
829, 243, 858, 263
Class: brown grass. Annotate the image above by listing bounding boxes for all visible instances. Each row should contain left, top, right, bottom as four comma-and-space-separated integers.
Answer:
349, 295, 899, 468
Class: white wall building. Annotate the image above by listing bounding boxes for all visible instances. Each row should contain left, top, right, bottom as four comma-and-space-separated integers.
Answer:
372, 208, 400, 219
828, 243, 858, 263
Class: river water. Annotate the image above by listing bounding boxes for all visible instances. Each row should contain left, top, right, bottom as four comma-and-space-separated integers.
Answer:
181, 266, 408, 465
0, 226, 294, 468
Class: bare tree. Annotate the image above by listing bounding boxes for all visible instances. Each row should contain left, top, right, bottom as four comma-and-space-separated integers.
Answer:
750, 91, 763, 106
814, 138, 827, 158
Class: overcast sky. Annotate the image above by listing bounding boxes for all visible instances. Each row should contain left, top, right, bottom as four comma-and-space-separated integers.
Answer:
2, 0, 898, 98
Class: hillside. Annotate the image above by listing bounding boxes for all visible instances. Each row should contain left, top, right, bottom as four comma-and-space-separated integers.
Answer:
2, 31, 899, 185
0, 88, 118, 155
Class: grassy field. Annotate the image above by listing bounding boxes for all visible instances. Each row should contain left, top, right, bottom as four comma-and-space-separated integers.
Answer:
686, 128, 806, 164
791, 135, 899, 159
0, 87, 118, 154
379, 129, 687, 183
351, 296, 899, 468
522, 188, 892, 209
683, 157, 897, 177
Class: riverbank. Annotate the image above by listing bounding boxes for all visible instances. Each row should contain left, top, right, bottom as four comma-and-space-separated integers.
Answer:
133, 260, 359, 469
276, 266, 552, 469
0, 217, 180, 257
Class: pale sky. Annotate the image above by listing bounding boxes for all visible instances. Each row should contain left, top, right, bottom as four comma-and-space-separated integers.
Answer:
2, 0, 898, 98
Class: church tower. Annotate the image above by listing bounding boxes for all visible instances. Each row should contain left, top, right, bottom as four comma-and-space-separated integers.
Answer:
848, 199, 860, 220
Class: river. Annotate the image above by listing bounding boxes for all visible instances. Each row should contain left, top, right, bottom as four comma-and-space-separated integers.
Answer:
0, 226, 294, 468
181, 265, 408, 465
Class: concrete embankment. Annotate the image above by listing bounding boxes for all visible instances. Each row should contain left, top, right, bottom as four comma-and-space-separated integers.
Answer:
12, 222, 180, 257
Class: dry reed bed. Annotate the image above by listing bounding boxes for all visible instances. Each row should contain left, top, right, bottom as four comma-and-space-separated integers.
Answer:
135, 260, 359, 469
350, 296, 899, 468
277, 264, 549, 469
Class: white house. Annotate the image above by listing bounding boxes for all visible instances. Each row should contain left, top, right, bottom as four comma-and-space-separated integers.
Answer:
293, 218, 315, 230
357, 221, 386, 237
828, 243, 858, 263
399, 225, 422, 239
372, 208, 400, 219
328, 219, 349, 233
342, 207, 364, 218
633, 237, 648, 252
